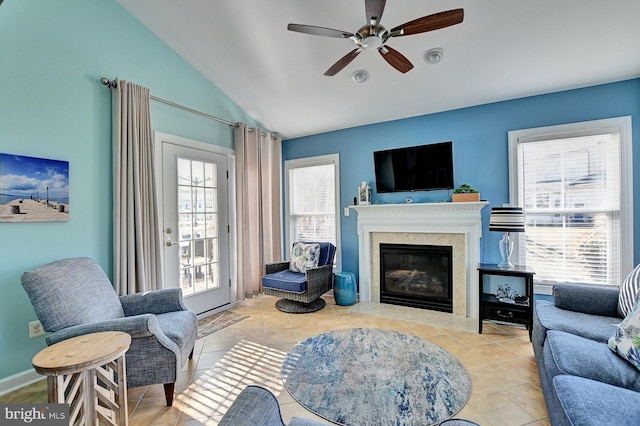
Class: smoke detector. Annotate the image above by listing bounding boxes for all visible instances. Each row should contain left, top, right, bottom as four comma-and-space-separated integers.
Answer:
352, 70, 369, 83
424, 48, 444, 64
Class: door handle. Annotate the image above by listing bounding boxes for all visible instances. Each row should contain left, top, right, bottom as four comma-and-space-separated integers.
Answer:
166, 240, 177, 247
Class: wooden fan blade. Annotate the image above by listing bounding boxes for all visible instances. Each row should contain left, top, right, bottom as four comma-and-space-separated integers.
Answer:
378, 46, 414, 73
324, 49, 362, 76
365, 0, 386, 25
390, 8, 464, 36
287, 23, 354, 39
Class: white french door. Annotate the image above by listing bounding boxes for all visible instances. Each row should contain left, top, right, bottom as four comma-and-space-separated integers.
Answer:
160, 138, 231, 315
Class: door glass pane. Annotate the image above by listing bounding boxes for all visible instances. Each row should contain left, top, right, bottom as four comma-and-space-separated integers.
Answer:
177, 157, 220, 295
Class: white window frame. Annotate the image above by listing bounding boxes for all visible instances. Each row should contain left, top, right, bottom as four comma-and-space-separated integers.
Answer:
284, 154, 341, 271
508, 116, 633, 294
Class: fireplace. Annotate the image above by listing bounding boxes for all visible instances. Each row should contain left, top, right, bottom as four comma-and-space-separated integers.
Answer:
380, 243, 453, 312
349, 201, 488, 318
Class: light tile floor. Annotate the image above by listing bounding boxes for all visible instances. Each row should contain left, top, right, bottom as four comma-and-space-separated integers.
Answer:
1, 295, 550, 425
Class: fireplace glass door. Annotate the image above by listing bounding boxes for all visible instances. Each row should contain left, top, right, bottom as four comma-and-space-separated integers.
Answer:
380, 243, 453, 312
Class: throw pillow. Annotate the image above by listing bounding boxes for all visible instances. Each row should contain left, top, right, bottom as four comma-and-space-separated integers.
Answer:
289, 242, 320, 273
609, 302, 640, 371
618, 263, 640, 317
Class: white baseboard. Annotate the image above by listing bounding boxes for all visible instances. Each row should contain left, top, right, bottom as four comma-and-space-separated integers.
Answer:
0, 368, 43, 396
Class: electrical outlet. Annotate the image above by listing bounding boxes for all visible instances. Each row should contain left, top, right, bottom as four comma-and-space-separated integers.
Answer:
29, 320, 44, 338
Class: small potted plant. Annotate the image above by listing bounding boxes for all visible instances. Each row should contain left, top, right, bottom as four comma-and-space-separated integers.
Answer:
452, 183, 480, 202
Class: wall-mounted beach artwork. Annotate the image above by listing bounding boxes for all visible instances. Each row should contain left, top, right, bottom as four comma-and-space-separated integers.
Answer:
0, 153, 69, 222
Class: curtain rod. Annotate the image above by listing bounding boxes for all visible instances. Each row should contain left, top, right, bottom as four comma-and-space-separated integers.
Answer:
101, 77, 237, 127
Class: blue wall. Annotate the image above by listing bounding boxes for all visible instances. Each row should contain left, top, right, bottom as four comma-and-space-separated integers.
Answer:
0, 0, 259, 381
283, 79, 640, 278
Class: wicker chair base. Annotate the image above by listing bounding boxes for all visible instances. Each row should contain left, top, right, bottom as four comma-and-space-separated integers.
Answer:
275, 298, 326, 314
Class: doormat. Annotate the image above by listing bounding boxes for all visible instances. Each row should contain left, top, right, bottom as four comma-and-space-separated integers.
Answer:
197, 311, 248, 339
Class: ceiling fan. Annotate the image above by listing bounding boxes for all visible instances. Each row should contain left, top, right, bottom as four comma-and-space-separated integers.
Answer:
288, 0, 464, 76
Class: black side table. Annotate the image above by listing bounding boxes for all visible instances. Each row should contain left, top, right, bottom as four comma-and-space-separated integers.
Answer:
478, 263, 535, 341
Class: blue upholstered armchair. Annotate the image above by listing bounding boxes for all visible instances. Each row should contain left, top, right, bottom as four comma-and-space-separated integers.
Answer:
21, 257, 197, 406
262, 242, 336, 313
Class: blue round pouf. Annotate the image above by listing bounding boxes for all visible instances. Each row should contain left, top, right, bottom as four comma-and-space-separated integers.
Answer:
334, 272, 357, 306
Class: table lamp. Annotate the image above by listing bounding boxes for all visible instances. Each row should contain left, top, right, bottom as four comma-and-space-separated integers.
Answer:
489, 206, 525, 269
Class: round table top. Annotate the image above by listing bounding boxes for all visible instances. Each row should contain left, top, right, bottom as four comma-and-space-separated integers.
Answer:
32, 331, 131, 376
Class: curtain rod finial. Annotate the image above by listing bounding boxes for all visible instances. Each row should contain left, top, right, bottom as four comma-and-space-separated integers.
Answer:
100, 77, 117, 88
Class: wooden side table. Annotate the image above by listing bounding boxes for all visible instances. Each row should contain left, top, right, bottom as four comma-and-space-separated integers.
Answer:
32, 331, 132, 426
478, 263, 535, 341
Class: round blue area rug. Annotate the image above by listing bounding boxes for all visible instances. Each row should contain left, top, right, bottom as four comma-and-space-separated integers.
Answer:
281, 328, 471, 425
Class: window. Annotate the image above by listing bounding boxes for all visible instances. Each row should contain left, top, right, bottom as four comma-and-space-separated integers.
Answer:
285, 154, 341, 269
508, 117, 633, 292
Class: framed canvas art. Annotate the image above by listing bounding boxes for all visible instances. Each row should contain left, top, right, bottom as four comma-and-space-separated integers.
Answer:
0, 153, 69, 222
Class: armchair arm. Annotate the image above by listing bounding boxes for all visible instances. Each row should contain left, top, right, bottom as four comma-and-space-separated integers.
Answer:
120, 288, 188, 316
45, 314, 161, 346
553, 283, 620, 317
265, 261, 290, 274
305, 264, 334, 293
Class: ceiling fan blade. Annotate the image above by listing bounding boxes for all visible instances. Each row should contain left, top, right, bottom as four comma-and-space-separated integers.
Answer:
324, 49, 362, 76
287, 23, 354, 39
378, 46, 414, 73
365, 0, 386, 25
390, 8, 464, 36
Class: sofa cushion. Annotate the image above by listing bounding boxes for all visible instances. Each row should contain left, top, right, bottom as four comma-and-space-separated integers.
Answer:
262, 270, 307, 293
289, 242, 320, 273
609, 304, 640, 371
534, 300, 619, 344
544, 330, 640, 392
554, 375, 640, 426
618, 263, 640, 317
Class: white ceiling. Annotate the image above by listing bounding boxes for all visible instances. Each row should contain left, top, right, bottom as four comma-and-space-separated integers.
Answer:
116, 0, 640, 139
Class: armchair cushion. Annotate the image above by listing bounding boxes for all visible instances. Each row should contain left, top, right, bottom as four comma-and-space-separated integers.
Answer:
289, 242, 320, 273
21, 257, 124, 332
263, 269, 307, 293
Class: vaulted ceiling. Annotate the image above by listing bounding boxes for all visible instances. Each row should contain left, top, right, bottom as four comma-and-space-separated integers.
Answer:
116, 0, 640, 139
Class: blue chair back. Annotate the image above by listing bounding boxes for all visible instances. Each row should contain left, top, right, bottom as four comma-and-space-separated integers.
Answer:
298, 242, 336, 266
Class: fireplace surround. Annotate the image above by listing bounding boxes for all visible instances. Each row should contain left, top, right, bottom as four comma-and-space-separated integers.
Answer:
349, 201, 488, 318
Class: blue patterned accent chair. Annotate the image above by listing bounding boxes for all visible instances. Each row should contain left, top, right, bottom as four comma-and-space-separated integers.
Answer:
262, 242, 336, 312
21, 257, 197, 406
219, 385, 325, 426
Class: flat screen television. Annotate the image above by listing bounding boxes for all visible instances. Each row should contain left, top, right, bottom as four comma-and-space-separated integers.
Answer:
373, 141, 454, 193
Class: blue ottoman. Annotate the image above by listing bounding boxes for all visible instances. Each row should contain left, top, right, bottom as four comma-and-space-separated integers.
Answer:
334, 272, 357, 306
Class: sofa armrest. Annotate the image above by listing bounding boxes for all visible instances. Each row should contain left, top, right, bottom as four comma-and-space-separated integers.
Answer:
553, 283, 620, 317
45, 314, 160, 346
120, 288, 188, 316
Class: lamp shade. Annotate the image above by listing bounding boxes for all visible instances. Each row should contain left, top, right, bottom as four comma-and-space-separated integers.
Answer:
489, 207, 525, 233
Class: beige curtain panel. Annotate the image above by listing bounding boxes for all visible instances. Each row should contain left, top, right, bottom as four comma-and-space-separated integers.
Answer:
235, 123, 283, 298
112, 79, 164, 295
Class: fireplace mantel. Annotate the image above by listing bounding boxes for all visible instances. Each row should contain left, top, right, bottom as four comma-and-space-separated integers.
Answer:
349, 201, 488, 318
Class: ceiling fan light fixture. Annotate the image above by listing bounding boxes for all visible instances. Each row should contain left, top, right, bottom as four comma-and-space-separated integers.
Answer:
352, 70, 369, 83
362, 35, 383, 49
424, 48, 444, 64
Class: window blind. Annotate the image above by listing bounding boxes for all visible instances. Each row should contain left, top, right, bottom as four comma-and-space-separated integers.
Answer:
517, 132, 621, 285
289, 163, 336, 244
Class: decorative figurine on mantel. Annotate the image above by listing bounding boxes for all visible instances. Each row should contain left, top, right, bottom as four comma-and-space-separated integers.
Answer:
358, 181, 372, 205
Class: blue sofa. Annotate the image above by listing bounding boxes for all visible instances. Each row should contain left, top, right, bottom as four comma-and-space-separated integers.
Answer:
533, 284, 640, 425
